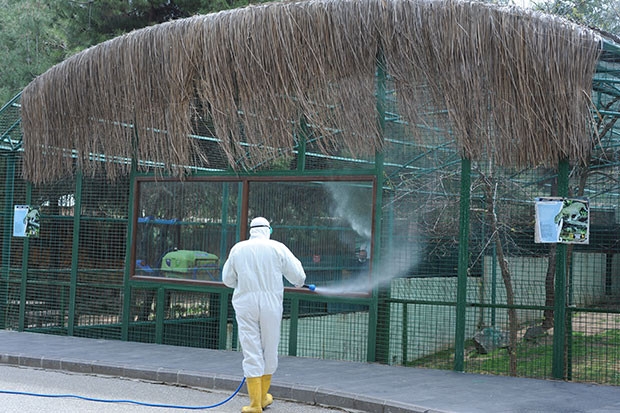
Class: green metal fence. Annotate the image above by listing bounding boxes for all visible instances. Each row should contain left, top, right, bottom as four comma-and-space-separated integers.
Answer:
2, 40, 620, 387
1, 149, 620, 385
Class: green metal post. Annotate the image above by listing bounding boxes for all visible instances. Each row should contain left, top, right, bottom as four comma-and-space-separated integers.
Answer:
372, 154, 387, 363
219, 184, 230, 268
18, 182, 32, 331
121, 153, 138, 341
402, 303, 408, 364
367, 289, 379, 363
386, 191, 395, 269
218, 290, 231, 350
552, 159, 569, 379
217, 184, 231, 350
371, 46, 387, 363
235, 183, 243, 241
491, 242, 497, 327
67, 171, 83, 335
297, 117, 308, 172
0, 154, 16, 330
454, 157, 471, 372
567, 254, 574, 381
155, 286, 166, 343
288, 296, 300, 356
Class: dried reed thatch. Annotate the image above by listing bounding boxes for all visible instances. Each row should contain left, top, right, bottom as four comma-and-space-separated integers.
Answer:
20, 0, 602, 183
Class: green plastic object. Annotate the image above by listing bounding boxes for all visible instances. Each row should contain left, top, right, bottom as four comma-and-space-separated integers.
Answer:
160, 250, 219, 281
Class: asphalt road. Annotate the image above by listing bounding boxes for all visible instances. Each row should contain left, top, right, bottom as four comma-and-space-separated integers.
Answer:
0, 365, 358, 413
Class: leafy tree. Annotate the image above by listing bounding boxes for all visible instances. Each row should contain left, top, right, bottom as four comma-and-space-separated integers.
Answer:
54, 0, 262, 54
0, 0, 264, 104
534, 0, 620, 38
0, 0, 67, 103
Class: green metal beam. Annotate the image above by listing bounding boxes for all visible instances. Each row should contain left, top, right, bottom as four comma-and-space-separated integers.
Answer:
68, 171, 83, 335
0, 154, 15, 330
454, 157, 471, 372
121, 141, 138, 341
217, 290, 230, 350
372, 47, 388, 364
296, 117, 308, 172
602, 38, 620, 55
18, 183, 32, 331
596, 109, 620, 117
155, 287, 165, 343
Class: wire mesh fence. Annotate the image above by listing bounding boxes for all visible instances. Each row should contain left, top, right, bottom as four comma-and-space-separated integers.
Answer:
2, 148, 620, 385
2, 43, 620, 387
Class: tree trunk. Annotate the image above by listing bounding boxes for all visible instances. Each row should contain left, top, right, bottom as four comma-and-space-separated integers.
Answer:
542, 243, 556, 329
484, 178, 518, 376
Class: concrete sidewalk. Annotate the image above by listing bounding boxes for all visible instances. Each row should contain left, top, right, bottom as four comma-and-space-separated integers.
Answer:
0, 330, 619, 413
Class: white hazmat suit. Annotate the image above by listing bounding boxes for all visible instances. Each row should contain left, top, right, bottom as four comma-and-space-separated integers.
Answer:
222, 217, 306, 413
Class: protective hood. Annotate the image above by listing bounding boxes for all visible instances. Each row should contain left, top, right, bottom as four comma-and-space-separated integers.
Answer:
249, 217, 271, 239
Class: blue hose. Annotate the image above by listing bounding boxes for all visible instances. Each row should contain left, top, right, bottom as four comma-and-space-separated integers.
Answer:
0, 377, 246, 410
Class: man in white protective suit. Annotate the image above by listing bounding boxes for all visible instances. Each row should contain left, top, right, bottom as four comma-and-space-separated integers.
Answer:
222, 217, 306, 413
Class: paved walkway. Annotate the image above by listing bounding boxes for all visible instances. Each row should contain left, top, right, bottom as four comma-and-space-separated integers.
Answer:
1, 330, 619, 413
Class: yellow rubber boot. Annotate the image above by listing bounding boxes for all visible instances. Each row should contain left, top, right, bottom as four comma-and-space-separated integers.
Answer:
261, 375, 273, 409
242, 377, 262, 413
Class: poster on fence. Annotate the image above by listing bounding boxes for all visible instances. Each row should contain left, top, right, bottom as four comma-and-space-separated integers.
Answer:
13, 205, 40, 238
534, 197, 589, 244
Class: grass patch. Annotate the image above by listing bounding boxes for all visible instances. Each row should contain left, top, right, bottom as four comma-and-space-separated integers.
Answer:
409, 329, 620, 385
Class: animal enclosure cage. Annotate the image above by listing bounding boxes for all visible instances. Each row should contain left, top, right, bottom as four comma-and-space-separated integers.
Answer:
1, 0, 620, 385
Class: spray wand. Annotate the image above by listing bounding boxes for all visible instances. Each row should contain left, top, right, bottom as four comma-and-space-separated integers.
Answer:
302, 284, 316, 292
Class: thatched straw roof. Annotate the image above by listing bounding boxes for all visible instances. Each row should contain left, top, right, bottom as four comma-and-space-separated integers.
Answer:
20, 0, 602, 183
